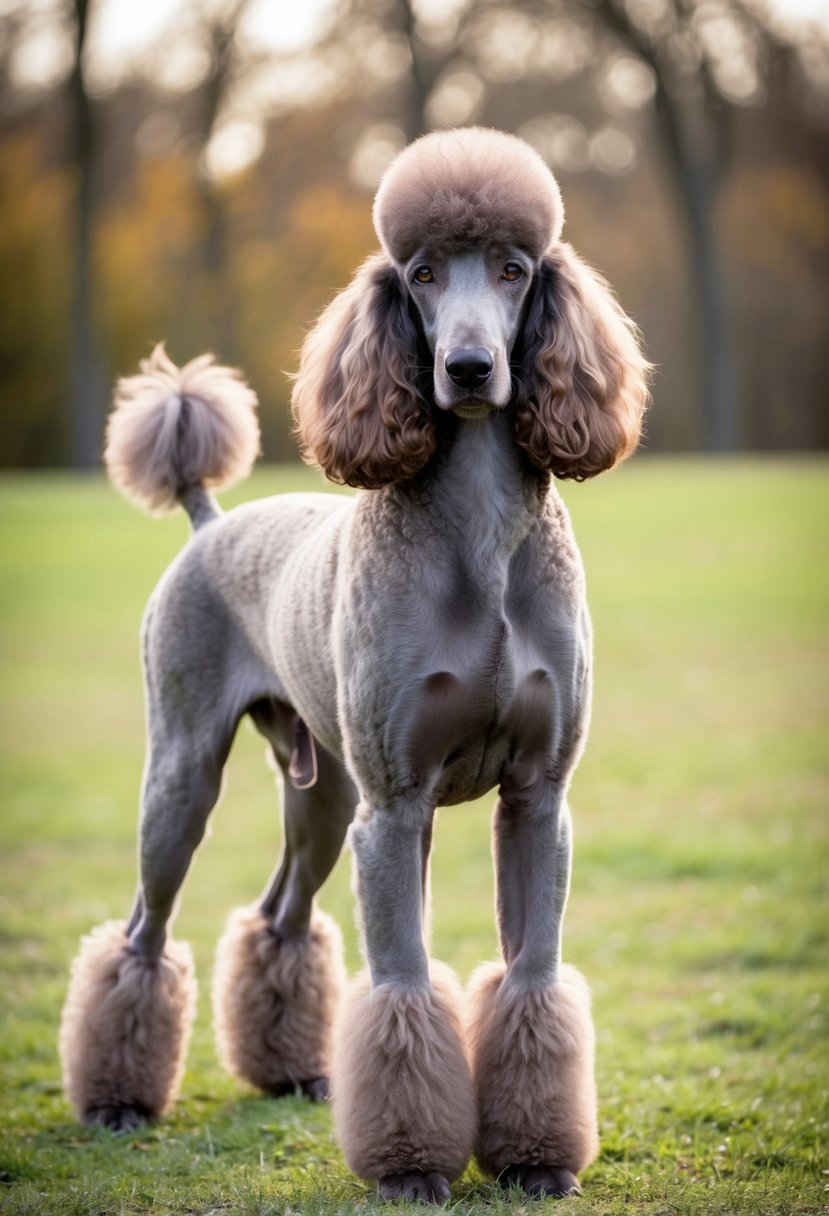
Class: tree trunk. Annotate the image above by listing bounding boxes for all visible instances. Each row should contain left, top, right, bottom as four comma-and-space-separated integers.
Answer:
68, 0, 107, 468
196, 172, 233, 359
393, 0, 454, 141
194, 3, 251, 362
589, 0, 741, 450
681, 165, 739, 451
652, 84, 740, 450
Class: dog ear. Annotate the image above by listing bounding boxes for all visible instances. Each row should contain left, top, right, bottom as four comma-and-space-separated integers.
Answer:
515, 244, 649, 480
292, 252, 435, 489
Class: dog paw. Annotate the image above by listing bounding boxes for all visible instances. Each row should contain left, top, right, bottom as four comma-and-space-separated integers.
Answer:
267, 1077, 330, 1102
300, 1077, 329, 1102
85, 1104, 149, 1133
378, 1171, 451, 1203
500, 1164, 581, 1198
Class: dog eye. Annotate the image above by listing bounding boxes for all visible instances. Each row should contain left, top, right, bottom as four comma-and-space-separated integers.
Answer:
412, 265, 434, 284
502, 262, 524, 282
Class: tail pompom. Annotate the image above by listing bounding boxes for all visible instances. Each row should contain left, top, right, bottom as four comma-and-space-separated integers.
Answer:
104, 345, 260, 515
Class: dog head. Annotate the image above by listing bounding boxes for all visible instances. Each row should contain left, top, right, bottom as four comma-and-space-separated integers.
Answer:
293, 127, 649, 488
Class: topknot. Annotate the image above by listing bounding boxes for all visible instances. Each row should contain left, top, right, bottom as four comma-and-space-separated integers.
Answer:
373, 127, 564, 264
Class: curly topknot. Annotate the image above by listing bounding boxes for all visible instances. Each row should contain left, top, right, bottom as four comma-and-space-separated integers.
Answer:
373, 127, 565, 264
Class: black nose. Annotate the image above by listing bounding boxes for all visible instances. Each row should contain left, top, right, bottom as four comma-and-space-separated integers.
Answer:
445, 347, 493, 389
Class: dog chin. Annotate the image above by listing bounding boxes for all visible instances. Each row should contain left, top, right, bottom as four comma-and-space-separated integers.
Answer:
451, 402, 495, 419
437, 392, 509, 419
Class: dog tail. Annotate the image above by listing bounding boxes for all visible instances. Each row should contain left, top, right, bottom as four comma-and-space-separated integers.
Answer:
104, 345, 260, 529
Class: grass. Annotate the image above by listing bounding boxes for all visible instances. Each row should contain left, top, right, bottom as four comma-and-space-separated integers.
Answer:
0, 457, 826, 1215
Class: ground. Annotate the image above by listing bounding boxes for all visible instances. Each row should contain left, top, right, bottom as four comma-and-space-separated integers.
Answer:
0, 458, 826, 1215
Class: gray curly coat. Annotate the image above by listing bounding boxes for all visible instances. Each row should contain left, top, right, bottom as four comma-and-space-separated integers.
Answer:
60, 127, 649, 1202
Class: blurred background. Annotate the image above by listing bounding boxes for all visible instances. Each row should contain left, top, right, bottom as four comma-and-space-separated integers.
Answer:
1, 0, 827, 469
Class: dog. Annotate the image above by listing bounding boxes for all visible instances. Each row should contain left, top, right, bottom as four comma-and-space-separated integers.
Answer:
60, 126, 649, 1202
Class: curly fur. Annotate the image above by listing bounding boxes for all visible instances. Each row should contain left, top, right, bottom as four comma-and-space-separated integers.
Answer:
59, 921, 195, 1123
466, 962, 599, 1178
514, 244, 649, 480
105, 344, 260, 514
293, 131, 648, 489
332, 963, 476, 1183
374, 126, 564, 262
292, 254, 435, 488
213, 907, 345, 1093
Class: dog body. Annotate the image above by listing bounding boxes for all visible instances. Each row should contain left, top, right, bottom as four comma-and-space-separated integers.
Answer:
61, 127, 648, 1202
134, 408, 587, 934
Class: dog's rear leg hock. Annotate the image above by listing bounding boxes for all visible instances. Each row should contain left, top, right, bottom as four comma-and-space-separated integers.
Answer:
332, 802, 475, 1203
213, 906, 345, 1099
213, 731, 353, 1099
60, 743, 222, 1130
60, 921, 196, 1129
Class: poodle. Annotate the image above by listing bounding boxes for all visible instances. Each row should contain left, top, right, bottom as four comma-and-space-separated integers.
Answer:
60, 126, 649, 1201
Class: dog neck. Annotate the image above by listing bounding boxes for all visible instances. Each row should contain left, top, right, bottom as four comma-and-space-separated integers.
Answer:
393, 409, 546, 570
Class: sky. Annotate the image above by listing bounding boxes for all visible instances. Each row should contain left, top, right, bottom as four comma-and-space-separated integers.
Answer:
86, 0, 829, 56
7, 0, 828, 179
8, 0, 829, 97
94, 0, 338, 60
7, 0, 339, 94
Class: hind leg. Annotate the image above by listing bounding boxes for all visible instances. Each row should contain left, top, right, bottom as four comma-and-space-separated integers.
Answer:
213, 700, 355, 1099
60, 723, 230, 1129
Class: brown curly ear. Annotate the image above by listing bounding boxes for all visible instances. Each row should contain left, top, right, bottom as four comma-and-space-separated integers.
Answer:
292, 252, 435, 489
515, 244, 650, 480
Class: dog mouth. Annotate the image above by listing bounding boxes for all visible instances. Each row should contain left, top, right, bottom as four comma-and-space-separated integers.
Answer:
451, 401, 495, 419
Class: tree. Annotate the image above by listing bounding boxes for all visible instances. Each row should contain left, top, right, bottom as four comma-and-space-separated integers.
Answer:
571, 0, 829, 448
304, 0, 828, 451
193, 0, 252, 359
68, 0, 107, 467
1, 0, 826, 464
574, 0, 754, 448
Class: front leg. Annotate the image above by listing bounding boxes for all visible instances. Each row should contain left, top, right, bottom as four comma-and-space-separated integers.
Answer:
332, 800, 475, 1202
468, 768, 598, 1196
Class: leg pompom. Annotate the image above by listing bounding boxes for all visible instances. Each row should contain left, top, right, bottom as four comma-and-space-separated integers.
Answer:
212, 906, 345, 1097
467, 961, 599, 1181
60, 920, 196, 1127
332, 963, 475, 1186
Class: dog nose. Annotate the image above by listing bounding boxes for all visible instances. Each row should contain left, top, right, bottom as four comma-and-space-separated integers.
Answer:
445, 348, 494, 389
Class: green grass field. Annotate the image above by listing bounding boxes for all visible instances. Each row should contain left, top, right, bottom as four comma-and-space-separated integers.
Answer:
0, 459, 826, 1215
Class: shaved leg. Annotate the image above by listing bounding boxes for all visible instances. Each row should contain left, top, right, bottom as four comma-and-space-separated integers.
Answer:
332, 801, 475, 1201
468, 770, 598, 1194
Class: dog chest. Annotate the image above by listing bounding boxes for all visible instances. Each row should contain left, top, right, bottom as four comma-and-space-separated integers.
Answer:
341, 610, 586, 809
